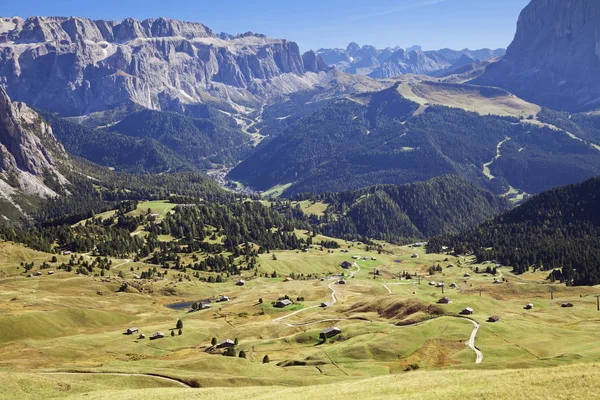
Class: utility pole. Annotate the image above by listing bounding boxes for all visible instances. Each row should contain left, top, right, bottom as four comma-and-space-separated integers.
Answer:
551, 291, 554, 300
596, 295, 600, 311
479, 289, 482, 297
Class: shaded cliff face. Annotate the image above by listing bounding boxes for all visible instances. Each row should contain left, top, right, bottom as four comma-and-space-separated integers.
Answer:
0, 86, 67, 202
0, 16, 329, 116
473, 0, 600, 112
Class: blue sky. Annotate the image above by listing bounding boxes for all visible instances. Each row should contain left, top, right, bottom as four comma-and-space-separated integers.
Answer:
2, 0, 531, 51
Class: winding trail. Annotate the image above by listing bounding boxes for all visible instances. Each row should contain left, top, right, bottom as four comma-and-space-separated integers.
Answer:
272, 266, 361, 324
464, 318, 483, 364
271, 264, 483, 364
483, 137, 511, 180
39, 372, 191, 388
389, 316, 483, 364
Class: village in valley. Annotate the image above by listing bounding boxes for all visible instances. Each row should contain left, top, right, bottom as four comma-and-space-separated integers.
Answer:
1, 199, 600, 399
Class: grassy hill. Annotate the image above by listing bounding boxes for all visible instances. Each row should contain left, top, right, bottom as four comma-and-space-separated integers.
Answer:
1, 236, 600, 398
3, 362, 599, 399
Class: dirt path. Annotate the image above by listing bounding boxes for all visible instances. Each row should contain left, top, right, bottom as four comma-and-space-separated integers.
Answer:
39, 371, 191, 388
272, 305, 320, 323
283, 317, 371, 328
273, 281, 339, 324
272, 263, 364, 325
381, 281, 392, 294
349, 264, 360, 278
328, 282, 338, 304
483, 137, 511, 180
464, 318, 483, 364
390, 316, 483, 364
112, 260, 131, 269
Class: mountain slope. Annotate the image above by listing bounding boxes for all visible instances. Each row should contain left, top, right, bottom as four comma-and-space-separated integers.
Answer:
108, 109, 253, 168
311, 175, 511, 242
473, 0, 600, 112
229, 84, 600, 197
0, 87, 69, 220
429, 176, 600, 285
0, 16, 329, 116
41, 113, 195, 173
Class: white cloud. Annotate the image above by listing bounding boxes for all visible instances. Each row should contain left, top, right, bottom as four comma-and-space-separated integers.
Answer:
349, 0, 449, 21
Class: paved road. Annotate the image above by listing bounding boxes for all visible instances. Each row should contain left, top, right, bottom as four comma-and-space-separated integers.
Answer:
39, 372, 191, 388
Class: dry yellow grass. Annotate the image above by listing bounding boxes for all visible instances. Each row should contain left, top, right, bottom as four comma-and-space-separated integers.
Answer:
3, 362, 599, 399
395, 77, 541, 118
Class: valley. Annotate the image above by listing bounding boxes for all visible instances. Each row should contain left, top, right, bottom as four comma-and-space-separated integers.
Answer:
2, 0, 600, 398
1, 232, 600, 399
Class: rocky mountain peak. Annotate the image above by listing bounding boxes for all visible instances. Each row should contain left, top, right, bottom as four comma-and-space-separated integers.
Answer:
0, 16, 329, 116
473, 0, 600, 111
0, 86, 68, 201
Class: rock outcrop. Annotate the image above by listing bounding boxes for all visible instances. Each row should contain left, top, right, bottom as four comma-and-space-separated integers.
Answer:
0, 86, 67, 205
473, 0, 600, 112
0, 16, 330, 116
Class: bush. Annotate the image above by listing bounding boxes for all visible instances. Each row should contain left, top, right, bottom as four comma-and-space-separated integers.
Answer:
223, 347, 236, 357
263, 355, 270, 364
176, 319, 183, 329
405, 363, 420, 371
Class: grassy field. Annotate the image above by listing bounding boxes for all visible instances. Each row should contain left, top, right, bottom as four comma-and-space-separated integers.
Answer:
395, 77, 541, 118
262, 183, 293, 198
1, 237, 599, 398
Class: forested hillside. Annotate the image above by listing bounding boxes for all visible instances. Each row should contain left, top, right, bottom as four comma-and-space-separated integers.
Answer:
42, 114, 194, 173
41, 106, 252, 173
108, 109, 253, 168
294, 175, 510, 243
0, 162, 317, 277
229, 86, 600, 197
428, 177, 600, 286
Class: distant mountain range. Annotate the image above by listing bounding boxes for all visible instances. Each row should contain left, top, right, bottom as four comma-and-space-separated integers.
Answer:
316, 43, 505, 78
2, 1, 600, 207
